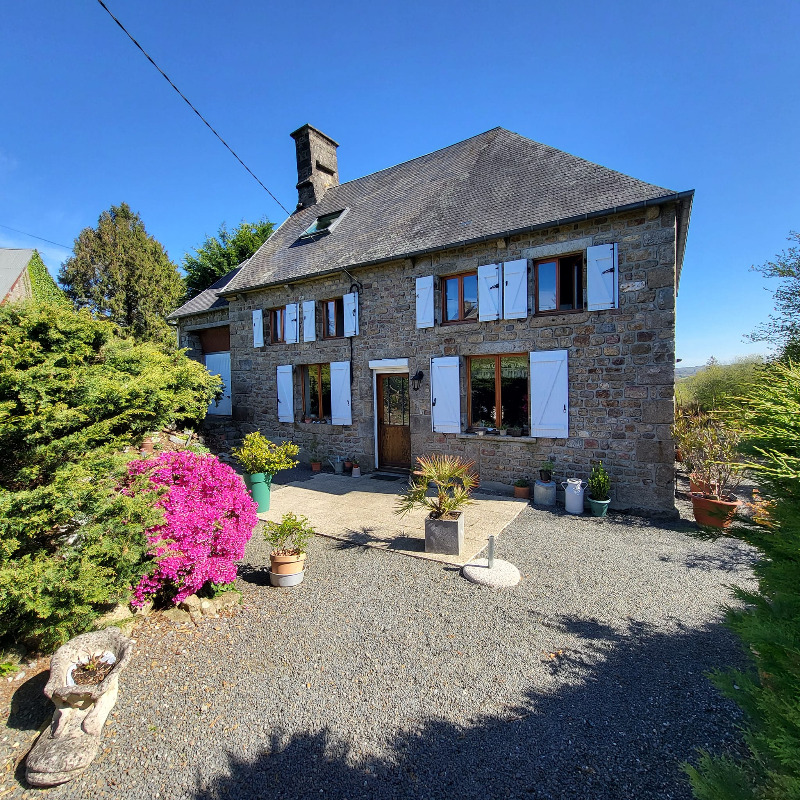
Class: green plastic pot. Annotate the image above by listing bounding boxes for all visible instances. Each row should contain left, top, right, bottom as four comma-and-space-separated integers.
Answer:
587, 496, 610, 517
248, 472, 272, 513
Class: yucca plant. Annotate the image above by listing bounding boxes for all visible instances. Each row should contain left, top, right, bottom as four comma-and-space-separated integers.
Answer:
394, 454, 478, 519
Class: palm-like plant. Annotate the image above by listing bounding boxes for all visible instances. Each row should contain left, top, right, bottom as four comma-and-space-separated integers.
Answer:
394, 454, 478, 519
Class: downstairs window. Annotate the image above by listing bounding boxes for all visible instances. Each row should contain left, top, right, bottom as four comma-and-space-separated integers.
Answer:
468, 354, 529, 428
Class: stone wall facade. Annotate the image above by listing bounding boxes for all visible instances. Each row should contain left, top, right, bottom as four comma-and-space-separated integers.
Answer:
3, 267, 33, 304
179, 204, 678, 514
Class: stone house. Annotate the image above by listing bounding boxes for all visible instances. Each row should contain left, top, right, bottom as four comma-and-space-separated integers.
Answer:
169, 125, 693, 514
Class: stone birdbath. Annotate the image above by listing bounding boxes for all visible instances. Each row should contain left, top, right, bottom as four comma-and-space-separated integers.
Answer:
25, 627, 134, 787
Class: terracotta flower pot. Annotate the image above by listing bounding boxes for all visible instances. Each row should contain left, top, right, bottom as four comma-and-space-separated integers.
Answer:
270, 552, 307, 575
311, 461, 322, 472
691, 493, 740, 529
689, 473, 711, 495
513, 485, 530, 499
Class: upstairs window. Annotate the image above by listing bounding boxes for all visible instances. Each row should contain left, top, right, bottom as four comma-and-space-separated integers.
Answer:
323, 298, 345, 338
300, 209, 345, 238
534, 254, 584, 313
442, 272, 478, 323
270, 307, 285, 343
302, 364, 331, 420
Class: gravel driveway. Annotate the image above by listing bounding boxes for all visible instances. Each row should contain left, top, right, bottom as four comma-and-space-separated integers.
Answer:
2, 498, 756, 800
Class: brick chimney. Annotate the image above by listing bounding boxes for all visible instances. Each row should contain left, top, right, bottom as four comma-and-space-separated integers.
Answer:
290, 124, 339, 209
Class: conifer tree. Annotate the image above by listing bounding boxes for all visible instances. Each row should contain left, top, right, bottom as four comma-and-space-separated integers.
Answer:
59, 203, 183, 344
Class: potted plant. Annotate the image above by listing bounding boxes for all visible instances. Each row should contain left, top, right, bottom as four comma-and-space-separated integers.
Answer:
539, 460, 555, 483
513, 478, 530, 499
394, 455, 478, 556
232, 433, 299, 513
498, 424, 509, 437
352, 460, 361, 478
308, 436, 322, 472
587, 461, 611, 517
687, 416, 743, 529
507, 425, 522, 437
263, 512, 315, 587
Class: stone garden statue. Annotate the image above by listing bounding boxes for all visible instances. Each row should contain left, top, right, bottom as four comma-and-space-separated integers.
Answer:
25, 627, 134, 787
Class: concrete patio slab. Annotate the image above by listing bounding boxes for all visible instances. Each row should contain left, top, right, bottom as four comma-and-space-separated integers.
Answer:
258, 473, 528, 566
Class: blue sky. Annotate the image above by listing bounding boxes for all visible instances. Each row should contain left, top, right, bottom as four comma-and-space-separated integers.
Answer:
2, 0, 798, 366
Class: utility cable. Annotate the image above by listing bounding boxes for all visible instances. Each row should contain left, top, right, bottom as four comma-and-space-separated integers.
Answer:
95, 0, 291, 215
0, 223, 71, 250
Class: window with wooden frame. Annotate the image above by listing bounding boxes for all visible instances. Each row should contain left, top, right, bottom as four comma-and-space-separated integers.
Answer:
534, 253, 584, 313
301, 364, 331, 420
270, 307, 285, 343
322, 298, 345, 339
468, 354, 529, 428
442, 271, 478, 323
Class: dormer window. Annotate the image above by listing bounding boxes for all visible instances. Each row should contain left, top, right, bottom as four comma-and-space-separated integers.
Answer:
300, 209, 346, 238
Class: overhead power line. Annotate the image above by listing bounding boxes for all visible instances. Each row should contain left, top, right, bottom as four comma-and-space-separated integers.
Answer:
95, 0, 291, 215
0, 223, 71, 250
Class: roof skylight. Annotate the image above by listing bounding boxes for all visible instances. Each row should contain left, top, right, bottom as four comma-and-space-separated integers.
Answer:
300, 209, 346, 238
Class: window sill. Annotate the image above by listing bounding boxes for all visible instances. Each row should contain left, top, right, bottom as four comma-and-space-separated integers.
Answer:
455, 432, 538, 442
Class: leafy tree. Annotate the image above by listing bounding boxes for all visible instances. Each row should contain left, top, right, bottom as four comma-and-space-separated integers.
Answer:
676, 355, 766, 411
183, 217, 274, 299
748, 231, 800, 361
0, 302, 220, 647
58, 203, 183, 345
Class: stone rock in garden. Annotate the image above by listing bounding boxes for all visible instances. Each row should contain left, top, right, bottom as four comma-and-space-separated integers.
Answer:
25, 628, 134, 788
214, 591, 241, 611
163, 608, 191, 624
200, 599, 218, 618
178, 594, 202, 612
93, 604, 133, 629
133, 600, 153, 617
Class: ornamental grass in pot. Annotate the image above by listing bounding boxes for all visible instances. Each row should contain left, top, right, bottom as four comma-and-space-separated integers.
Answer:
395, 454, 478, 556
232, 433, 299, 513
263, 512, 315, 587
587, 461, 611, 517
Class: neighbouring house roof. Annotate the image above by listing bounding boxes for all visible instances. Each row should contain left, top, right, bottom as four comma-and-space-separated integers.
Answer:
168, 265, 244, 320
0, 248, 35, 302
224, 127, 693, 295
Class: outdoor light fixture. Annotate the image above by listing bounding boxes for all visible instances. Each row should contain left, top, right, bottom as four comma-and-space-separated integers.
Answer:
411, 370, 424, 391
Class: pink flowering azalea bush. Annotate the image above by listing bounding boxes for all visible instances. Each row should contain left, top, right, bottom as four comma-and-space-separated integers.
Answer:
128, 451, 257, 606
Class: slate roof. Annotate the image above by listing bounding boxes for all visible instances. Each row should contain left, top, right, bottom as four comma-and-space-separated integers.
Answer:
168, 265, 244, 319
0, 248, 35, 301
225, 127, 693, 295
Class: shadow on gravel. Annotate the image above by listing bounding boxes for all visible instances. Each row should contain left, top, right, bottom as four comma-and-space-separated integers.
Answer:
5, 670, 52, 734
192, 619, 750, 800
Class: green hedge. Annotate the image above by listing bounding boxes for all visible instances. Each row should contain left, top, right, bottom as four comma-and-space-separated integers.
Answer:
0, 302, 220, 648
686, 362, 800, 799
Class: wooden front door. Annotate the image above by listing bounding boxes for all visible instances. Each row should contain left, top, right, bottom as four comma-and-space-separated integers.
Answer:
377, 373, 412, 469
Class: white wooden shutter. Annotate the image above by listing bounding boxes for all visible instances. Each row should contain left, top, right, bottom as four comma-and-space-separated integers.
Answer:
252, 310, 264, 348
285, 303, 299, 344
276, 364, 294, 423
478, 264, 501, 321
302, 300, 316, 342
415, 275, 434, 328
343, 292, 359, 336
330, 361, 352, 425
503, 259, 528, 319
529, 350, 569, 438
587, 243, 618, 311
430, 356, 461, 433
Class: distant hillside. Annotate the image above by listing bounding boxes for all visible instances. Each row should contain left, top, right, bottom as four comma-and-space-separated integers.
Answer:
675, 365, 704, 379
